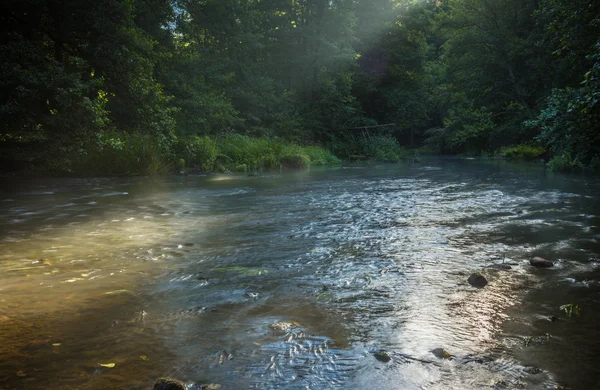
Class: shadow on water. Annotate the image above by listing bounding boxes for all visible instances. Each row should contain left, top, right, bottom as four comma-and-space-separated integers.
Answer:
0, 290, 175, 389
1, 160, 599, 389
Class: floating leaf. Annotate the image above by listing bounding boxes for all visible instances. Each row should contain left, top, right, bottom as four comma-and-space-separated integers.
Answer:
316, 292, 332, 300
103, 289, 134, 296
140, 355, 149, 361
52, 343, 62, 347
559, 303, 581, 317
98, 363, 116, 368
15, 370, 27, 377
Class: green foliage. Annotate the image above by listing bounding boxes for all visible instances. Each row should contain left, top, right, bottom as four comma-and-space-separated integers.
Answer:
175, 136, 219, 172
280, 155, 311, 169
330, 135, 409, 162
301, 146, 341, 165
547, 154, 584, 172
498, 144, 547, 159
3, 0, 600, 175
74, 131, 170, 176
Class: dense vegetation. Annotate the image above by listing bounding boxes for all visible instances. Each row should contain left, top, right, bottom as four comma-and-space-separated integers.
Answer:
1, 0, 598, 175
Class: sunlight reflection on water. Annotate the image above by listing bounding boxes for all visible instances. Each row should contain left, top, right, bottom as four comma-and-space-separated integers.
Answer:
1, 161, 599, 389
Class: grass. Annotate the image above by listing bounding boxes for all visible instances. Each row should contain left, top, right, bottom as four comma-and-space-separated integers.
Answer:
329, 135, 411, 162
497, 144, 547, 160
7, 132, 418, 176
70, 132, 341, 175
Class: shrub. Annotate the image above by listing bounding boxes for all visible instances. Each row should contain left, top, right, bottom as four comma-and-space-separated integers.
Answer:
547, 154, 584, 172
498, 144, 547, 159
328, 135, 408, 162
280, 154, 310, 168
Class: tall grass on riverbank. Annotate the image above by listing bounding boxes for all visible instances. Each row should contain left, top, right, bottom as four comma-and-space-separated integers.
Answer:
71, 132, 340, 176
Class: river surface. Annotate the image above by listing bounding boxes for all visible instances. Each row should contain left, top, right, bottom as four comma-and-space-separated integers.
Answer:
1, 160, 599, 389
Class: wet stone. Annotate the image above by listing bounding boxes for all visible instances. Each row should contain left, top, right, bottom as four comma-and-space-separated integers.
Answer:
431, 348, 452, 359
269, 321, 299, 331
530, 257, 554, 268
486, 263, 512, 270
373, 350, 391, 363
467, 272, 488, 288
523, 366, 542, 375
154, 377, 187, 390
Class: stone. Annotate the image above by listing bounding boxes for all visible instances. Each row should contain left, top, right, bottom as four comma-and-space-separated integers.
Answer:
467, 272, 488, 288
154, 377, 187, 390
431, 348, 452, 359
530, 257, 554, 268
373, 350, 391, 363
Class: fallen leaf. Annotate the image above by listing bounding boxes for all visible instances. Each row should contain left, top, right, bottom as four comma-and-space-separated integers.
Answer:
16, 370, 27, 377
98, 363, 116, 368
52, 343, 62, 347
140, 355, 149, 361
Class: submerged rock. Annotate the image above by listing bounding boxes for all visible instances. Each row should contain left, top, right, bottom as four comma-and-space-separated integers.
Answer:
431, 348, 452, 359
530, 257, 554, 268
467, 272, 488, 288
485, 263, 512, 270
373, 350, 391, 363
154, 377, 187, 390
269, 321, 299, 331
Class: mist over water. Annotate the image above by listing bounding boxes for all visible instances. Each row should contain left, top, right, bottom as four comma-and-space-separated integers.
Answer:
1, 160, 599, 389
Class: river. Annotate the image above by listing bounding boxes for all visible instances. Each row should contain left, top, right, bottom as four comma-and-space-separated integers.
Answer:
1, 159, 599, 389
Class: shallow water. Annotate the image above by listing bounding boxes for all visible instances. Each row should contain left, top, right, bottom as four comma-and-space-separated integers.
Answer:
1, 160, 599, 389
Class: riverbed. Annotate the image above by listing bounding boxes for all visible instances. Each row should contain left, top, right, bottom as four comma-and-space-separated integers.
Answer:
1, 159, 599, 389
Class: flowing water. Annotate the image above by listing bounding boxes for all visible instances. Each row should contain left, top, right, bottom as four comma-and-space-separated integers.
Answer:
1, 160, 599, 390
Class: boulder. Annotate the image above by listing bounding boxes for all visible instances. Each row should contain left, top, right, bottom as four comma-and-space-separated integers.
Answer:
154, 377, 187, 390
530, 257, 554, 268
431, 348, 452, 359
467, 272, 488, 288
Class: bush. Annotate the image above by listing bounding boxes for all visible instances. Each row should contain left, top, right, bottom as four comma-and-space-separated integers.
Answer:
547, 154, 584, 172
75, 131, 170, 176
498, 144, 547, 159
280, 154, 310, 168
329, 135, 409, 162
175, 136, 219, 171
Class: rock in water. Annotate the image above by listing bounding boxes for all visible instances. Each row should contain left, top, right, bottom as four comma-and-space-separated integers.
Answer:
485, 263, 512, 270
467, 272, 488, 288
431, 348, 452, 359
530, 257, 554, 268
373, 350, 391, 363
154, 377, 187, 390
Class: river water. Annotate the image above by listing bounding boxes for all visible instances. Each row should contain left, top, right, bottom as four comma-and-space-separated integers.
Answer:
1, 160, 599, 389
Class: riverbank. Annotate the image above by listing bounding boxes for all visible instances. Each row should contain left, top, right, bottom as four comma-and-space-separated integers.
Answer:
3, 132, 598, 179
1, 133, 417, 177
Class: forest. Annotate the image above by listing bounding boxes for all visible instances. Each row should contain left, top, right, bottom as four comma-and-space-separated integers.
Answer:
1, 0, 599, 175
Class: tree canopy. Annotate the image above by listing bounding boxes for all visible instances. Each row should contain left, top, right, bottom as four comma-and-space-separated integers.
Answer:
1, 0, 598, 173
